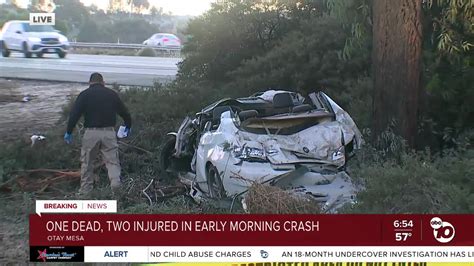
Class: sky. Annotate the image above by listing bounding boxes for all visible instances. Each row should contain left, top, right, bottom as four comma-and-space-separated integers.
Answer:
3, 0, 214, 16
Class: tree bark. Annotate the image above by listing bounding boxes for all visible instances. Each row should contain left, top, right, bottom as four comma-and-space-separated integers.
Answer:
372, 0, 423, 147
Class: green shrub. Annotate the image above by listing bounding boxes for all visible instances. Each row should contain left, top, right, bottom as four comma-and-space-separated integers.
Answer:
136, 47, 156, 57
348, 147, 474, 214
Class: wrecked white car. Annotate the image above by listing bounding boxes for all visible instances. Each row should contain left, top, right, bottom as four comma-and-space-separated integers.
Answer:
160, 90, 363, 212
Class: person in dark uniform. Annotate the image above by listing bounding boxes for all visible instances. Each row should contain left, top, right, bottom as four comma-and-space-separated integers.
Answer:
64, 72, 131, 194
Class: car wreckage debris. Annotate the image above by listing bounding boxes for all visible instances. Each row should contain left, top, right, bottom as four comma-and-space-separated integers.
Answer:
141, 178, 188, 205
30, 134, 46, 147
161, 90, 363, 212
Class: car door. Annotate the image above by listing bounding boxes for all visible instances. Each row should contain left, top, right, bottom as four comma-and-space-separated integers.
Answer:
154, 34, 163, 46
2, 23, 15, 49
9, 23, 24, 50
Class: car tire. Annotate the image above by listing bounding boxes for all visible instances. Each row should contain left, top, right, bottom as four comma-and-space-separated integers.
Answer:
1, 41, 10, 57
36, 52, 43, 58
206, 164, 226, 199
22, 42, 32, 58
159, 135, 177, 173
57, 51, 67, 58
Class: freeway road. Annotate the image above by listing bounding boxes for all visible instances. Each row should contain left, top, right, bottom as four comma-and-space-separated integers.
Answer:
0, 53, 180, 86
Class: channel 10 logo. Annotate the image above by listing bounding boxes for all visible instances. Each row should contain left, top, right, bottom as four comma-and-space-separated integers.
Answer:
430, 217, 455, 243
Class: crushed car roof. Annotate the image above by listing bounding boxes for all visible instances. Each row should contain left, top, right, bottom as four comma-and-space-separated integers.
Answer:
199, 90, 314, 114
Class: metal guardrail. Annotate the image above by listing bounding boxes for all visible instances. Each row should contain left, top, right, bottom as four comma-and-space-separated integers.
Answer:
70, 42, 181, 51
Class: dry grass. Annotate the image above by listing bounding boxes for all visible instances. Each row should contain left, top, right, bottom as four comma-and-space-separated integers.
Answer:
70, 48, 137, 56
0, 169, 80, 194
70, 48, 180, 58
0, 79, 19, 103
136, 47, 156, 57
0, 94, 21, 103
0, 79, 17, 89
244, 183, 320, 214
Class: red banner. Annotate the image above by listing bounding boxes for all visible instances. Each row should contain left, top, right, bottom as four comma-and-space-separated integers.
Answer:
29, 214, 474, 246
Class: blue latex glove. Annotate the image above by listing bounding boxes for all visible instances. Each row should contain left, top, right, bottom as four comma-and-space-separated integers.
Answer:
124, 127, 131, 137
64, 133, 73, 144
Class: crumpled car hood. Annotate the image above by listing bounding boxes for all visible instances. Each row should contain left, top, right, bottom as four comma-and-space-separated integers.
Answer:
236, 120, 350, 166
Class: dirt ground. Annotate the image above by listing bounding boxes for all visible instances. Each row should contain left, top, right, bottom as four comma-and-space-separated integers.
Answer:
0, 79, 85, 262
0, 78, 85, 143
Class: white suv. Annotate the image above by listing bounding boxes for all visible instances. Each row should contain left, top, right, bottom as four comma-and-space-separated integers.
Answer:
0, 20, 69, 58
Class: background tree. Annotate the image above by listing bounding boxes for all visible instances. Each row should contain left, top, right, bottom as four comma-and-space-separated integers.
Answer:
108, 18, 158, 43
130, 0, 150, 14
178, 0, 300, 85
150, 6, 163, 17
372, 0, 423, 147
77, 19, 106, 42
0, 4, 29, 25
55, 0, 90, 36
420, 0, 474, 148
108, 0, 126, 13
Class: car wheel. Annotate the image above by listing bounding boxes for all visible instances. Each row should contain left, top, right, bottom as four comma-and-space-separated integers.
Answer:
207, 165, 226, 199
1, 41, 10, 57
22, 42, 32, 58
159, 135, 177, 173
57, 51, 67, 58
36, 52, 43, 58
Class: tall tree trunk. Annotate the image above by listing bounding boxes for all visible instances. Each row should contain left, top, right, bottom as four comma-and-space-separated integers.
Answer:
372, 0, 423, 147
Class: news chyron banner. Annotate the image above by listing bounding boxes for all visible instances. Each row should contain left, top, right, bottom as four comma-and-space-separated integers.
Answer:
30, 200, 474, 263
